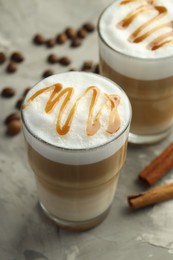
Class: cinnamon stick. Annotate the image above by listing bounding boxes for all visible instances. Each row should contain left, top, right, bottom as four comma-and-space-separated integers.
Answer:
128, 182, 173, 209
139, 143, 173, 186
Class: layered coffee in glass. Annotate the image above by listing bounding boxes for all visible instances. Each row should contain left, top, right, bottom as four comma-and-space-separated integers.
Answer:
21, 72, 131, 231
98, 0, 173, 144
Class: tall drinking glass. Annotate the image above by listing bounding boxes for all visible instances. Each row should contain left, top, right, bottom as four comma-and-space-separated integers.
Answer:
21, 72, 131, 231
98, 0, 173, 144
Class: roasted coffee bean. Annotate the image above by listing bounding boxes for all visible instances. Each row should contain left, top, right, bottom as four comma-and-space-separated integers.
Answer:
46, 38, 56, 48
42, 69, 54, 78
59, 56, 71, 66
15, 98, 24, 110
23, 87, 31, 97
81, 61, 93, 71
77, 28, 87, 39
10, 52, 24, 63
0, 52, 6, 64
33, 34, 46, 45
65, 27, 77, 39
94, 64, 100, 74
56, 33, 68, 44
70, 38, 81, 48
1, 87, 15, 98
83, 22, 95, 32
6, 62, 17, 73
69, 68, 76, 71
4, 112, 20, 125
47, 54, 58, 64
6, 119, 21, 136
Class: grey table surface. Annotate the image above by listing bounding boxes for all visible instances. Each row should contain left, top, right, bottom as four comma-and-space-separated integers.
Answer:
1, 0, 173, 259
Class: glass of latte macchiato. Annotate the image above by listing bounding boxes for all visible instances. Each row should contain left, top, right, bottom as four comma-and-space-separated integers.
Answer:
98, 0, 173, 144
21, 72, 131, 231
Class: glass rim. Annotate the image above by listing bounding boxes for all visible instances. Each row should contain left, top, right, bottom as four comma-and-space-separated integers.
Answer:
21, 71, 132, 153
97, 1, 173, 62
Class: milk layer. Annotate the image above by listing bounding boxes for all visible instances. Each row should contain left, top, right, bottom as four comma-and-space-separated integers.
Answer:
37, 173, 119, 221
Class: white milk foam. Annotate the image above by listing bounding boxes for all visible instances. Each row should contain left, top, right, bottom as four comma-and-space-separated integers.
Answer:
99, 0, 173, 80
22, 72, 131, 165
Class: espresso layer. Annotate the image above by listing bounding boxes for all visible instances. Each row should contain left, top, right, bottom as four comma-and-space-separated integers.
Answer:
27, 142, 127, 221
28, 142, 127, 193
100, 57, 173, 135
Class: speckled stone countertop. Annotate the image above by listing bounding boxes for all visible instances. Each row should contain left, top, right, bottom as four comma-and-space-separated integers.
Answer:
1, 0, 173, 259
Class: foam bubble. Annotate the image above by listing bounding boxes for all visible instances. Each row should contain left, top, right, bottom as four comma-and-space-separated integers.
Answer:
98, 0, 173, 80
22, 72, 131, 165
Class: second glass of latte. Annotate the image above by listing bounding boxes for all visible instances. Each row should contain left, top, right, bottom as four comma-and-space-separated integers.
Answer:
98, 0, 173, 144
21, 72, 131, 231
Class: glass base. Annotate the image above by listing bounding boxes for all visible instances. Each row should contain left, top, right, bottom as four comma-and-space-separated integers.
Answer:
40, 202, 110, 232
128, 128, 171, 145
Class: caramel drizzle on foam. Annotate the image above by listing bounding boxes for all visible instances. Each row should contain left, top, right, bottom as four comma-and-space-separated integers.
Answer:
118, 0, 173, 50
23, 83, 121, 136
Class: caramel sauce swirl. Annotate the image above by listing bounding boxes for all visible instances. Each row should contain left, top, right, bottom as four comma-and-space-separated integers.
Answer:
118, 0, 173, 50
23, 83, 121, 136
